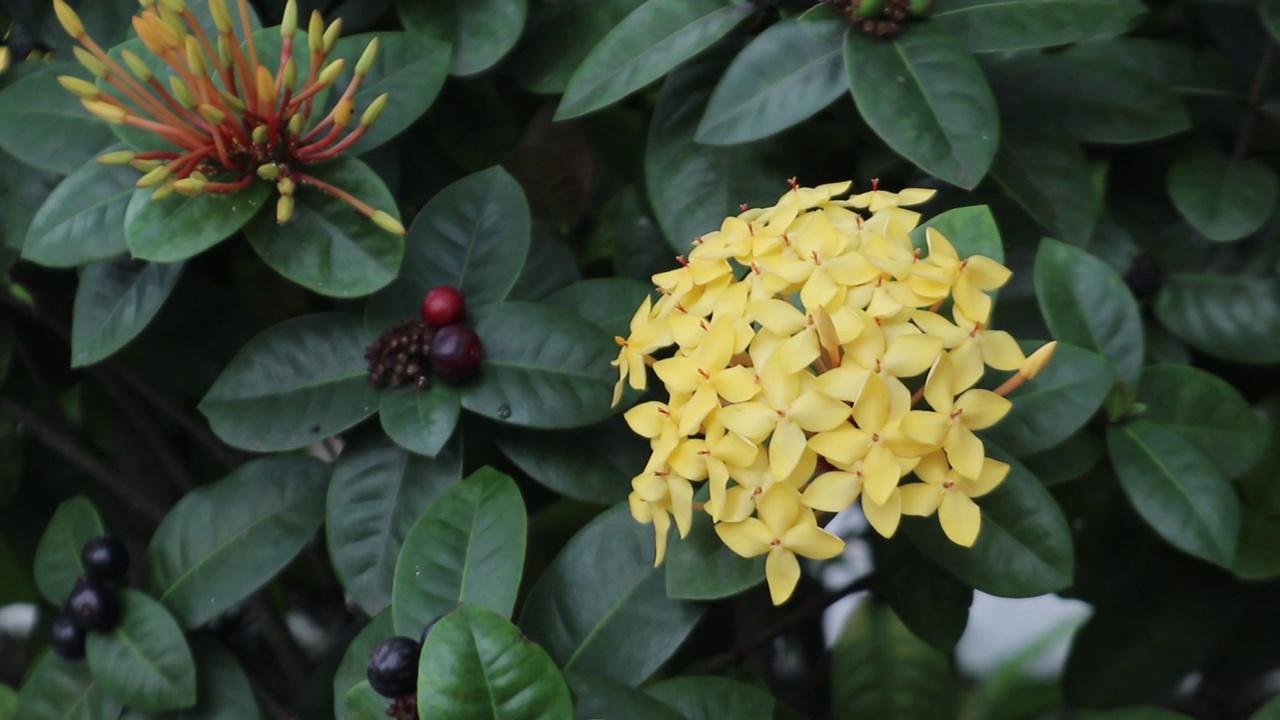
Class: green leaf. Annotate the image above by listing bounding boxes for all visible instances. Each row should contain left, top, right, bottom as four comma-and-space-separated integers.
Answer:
85, 590, 196, 712
876, 541, 972, 653
119, 639, 258, 720
695, 18, 847, 145
401, 166, 531, 307
493, 415, 645, 505
983, 342, 1115, 457
647, 676, 782, 719
556, 0, 753, 120
144, 455, 330, 628
1064, 38, 1243, 98
397, 0, 527, 76
933, 0, 1146, 53
199, 313, 378, 452
664, 508, 764, 600
418, 605, 573, 719
910, 205, 1004, 263
333, 610, 395, 720
903, 447, 1074, 597
0, 63, 118, 174
0, 685, 13, 719
1, 149, 62, 258
1154, 275, 1280, 364
509, 229, 582, 302
22, 158, 133, 268
1264, 0, 1280, 44
328, 432, 462, 615
989, 118, 1098, 246
830, 601, 957, 720
70, 257, 184, 368
544, 278, 653, 338
325, 32, 452, 155
1107, 420, 1241, 568
646, 46, 788, 253
509, 0, 647, 94
1136, 364, 1266, 479
845, 24, 998, 189
244, 155, 403, 298
1034, 238, 1144, 388
1167, 147, 1279, 242
13, 653, 122, 720
33, 496, 104, 606
363, 278, 426, 336
392, 468, 527, 635
124, 181, 271, 263
461, 302, 617, 429
342, 683, 385, 720
520, 504, 705, 685
379, 382, 460, 458
1251, 695, 1280, 720
569, 673, 684, 720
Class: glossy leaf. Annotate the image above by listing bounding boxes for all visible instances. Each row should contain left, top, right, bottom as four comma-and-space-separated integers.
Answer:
199, 313, 378, 452
461, 302, 617, 429
570, 673, 684, 720
544, 278, 653, 338
933, 0, 1147, 53
13, 653, 121, 720
845, 24, 999, 189
876, 541, 972, 653
1035, 238, 1144, 387
124, 181, 271, 263
418, 604, 573, 719
1108, 420, 1240, 568
910, 205, 1004, 263
1167, 147, 1279, 242
556, 0, 753, 120
397, 0, 527, 76
144, 455, 330, 628
22, 159, 133, 268
401, 166, 530, 307
1136, 364, 1266, 479
244, 155, 403, 298
984, 342, 1115, 457
0, 63, 118, 174
70, 257, 184, 368
665, 509, 765, 600
342, 683, 385, 720
85, 590, 196, 712
379, 382, 460, 459
696, 19, 847, 145
520, 504, 705, 685
363, 277, 427, 336
33, 496, 104, 605
392, 468, 527, 635
494, 415, 645, 505
1251, 696, 1280, 720
333, 610, 395, 720
120, 640, 259, 720
990, 118, 1098, 246
647, 676, 781, 720
1064, 38, 1242, 98
328, 432, 463, 616
1154, 275, 1280, 364
509, 0, 647, 94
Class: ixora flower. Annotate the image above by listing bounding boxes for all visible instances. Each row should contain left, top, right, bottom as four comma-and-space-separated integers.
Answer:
50, 0, 403, 234
613, 179, 1057, 605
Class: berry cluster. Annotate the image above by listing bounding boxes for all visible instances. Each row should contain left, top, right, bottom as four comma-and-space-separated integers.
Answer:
49, 537, 129, 659
821, 0, 933, 38
365, 286, 484, 390
366, 618, 439, 719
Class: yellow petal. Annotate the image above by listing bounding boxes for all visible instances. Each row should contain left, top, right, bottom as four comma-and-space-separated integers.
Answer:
715, 517, 773, 558
765, 550, 801, 605
718, 402, 778, 442
749, 298, 808, 335
711, 430, 759, 466
963, 255, 1013, 290
825, 251, 881, 287
951, 275, 992, 323
815, 365, 869, 403
926, 227, 959, 265
880, 334, 944, 378
782, 523, 845, 560
807, 424, 872, 466
668, 476, 695, 538
678, 383, 719, 436
955, 389, 1012, 430
911, 310, 967, 346
768, 419, 807, 486
945, 424, 985, 480
719, 486, 757, 522
862, 444, 901, 505
861, 488, 901, 538
788, 390, 851, 432
980, 330, 1026, 371
923, 352, 956, 414
967, 458, 1010, 498
623, 402, 670, 438
760, 354, 801, 409
852, 373, 890, 431
800, 267, 839, 310
801, 471, 863, 512
696, 320, 736, 373
757, 484, 805, 538
669, 439, 709, 481
711, 365, 760, 403
707, 462, 730, 520
778, 328, 821, 375
628, 492, 652, 523
652, 509, 671, 566
900, 483, 944, 516
949, 342, 985, 393
939, 491, 981, 547
653, 356, 701, 395
895, 411, 949, 450
912, 450, 949, 485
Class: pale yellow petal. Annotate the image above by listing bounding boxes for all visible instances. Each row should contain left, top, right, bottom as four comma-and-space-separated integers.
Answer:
718, 402, 779, 442
782, 523, 845, 560
815, 365, 869, 403
669, 439, 709, 481
912, 450, 949, 485
852, 373, 890, 431
963, 255, 1013, 290
711, 365, 760, 403
807, 424, 872, 466
778, 329, 821, 375
861, 488, 901, 538
749, 298, 808, 335
911, 310, 967, 346
923, 352, 956, 414
677, 383, 719, 436
756, 484, 805, 538
862, 444, 901, 505
892, 411, 949, 453
653, 356, 702, 395
769, 419, 808, 485
945, 424, 985, 480
939, 491, 981, 547
788, 390, 851, 432
900, 483, 944, 516
714, 517, 772, 558
668, 476, 695, 539
967, 458, 1010, 498
981, 330, 1026, 371
765, 550, 801, 605
952, 276, 992, 323
881, 333, 944, 378
711, 430, 759, 466
949, 342, 984, 392
926, 227, 958, 264
955, 389, 1012, 430
801, 471, 863, 512
652, 509, 671, 566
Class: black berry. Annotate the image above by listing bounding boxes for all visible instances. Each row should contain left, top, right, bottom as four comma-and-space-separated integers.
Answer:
421, 286, 466, 327
367, 636, 421, 699
66, 578, 120, 633
49, 611, 86, 659
81, 537, 129, 582
429, 324, 484, 384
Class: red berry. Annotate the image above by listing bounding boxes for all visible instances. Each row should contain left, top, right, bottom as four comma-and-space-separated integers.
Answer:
429, 324, 484, 384
421, 286, 466, 327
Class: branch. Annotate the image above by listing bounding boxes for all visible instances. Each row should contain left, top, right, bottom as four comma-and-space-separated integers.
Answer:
1234, 38, 1275, 161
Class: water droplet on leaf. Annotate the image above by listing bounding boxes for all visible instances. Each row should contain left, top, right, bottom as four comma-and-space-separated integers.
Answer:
497, 405, 511, 419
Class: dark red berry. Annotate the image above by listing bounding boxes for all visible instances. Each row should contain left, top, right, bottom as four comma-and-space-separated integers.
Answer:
421, 286, 466, 327
429, 324, 484, 384
49, 611, 86, 659
67, 578, 120, 633
367, 636, 421, 699
81, 537, 129, 582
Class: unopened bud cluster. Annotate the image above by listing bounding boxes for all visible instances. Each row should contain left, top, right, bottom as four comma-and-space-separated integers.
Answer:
820, 0, 933, 38
52, 0, 403, 234
366, 286, 485, 390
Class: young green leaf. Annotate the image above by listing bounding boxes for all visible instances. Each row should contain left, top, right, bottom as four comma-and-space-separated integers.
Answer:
124, 181, 272, 263
33, 496, 105, 605
85, 590, 197, 712
379, 381, 460, 459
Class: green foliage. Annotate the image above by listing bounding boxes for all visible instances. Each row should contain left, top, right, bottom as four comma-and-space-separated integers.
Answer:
830, 601, 957, 719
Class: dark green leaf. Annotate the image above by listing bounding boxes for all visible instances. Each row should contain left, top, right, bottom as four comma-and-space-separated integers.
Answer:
244, 155, 403, 298
696, 18, 847, 145
508, 229, 582, 302
933, 0, 1146, 53
845, 24, 998, 189
877, 541, 972, 653
396, 0, 527, 76
1021, 429, 1106, 485
910, 205, 1004, 263
1065, 38, 1243, 97
0, 63, 118, 174
13, 653, 121, 720
120, 639, 258, 720
1264, 0, 1280, 44
990, 117, 1098, 246
1078, 709, 1194, 720
1107, 420, 1240, 568
904, 447, 1074, 597
379, 382, 460, 458
461, 302, 617, 429
493, 415, 644, 505
70, 257, 183, 368
22, 158, 133, 268
363, 278, 426, 337
1034, 238, 1144, 387
665, 508, 764, 600
984, 342, 1114, 457
830, 601, 957, 720
1154, 275, 1280, 364
145, 456, 330, 628
124, 181, 271, 263
509, 0, 647, 94
520, 504, 705, 685
33, 496, 104, 605
1251, 695, 1280, 720
0, 149, 62, 258
341, 683, 385, 720
85, 590, 196, 712
647, 676, 781, 720
544, 278, 653, 338
392, 468, 527, 634
0, 684, 13, 719
199, 313, 378, 452
333, 610, 394, 720
1167, 147, 1278, 242
401, 166, 531, 307
418, 605, 573, 719
1136, 364, 1265, 479
556, 0, 753, 120
327, 432, 463, 615
569, 673, 684, 720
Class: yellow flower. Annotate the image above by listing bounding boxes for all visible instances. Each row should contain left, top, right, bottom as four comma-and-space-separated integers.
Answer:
916, 228, 1012, 323
900, 451, 1010, 546
910, 307, 1025, 391
917, 353, 1013, 479
653, 320, 758, 435
611, 295, 671, 406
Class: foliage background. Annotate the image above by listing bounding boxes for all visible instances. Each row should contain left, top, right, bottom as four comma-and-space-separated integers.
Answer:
1, 0, 1280, 718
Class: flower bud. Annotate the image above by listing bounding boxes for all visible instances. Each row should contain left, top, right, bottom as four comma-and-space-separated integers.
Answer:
130, 159, 162, 172
256, 64, 278, 107
133, 15, 167, 55
288, 113, 305, 136
185, 36, 206, 75
121, 49, 153, 81
282, 59, 298, 91
308, 11, 325, 52
198, 104, 226, 125
908, 0, 934, 17
281, 0, 298, 39
171, 77, 197, 108
360, 93, 389, 127
323, 19, 343, 52
53, 0, 86, 37
334, 98, 354, 128
157, 4, 187, 36
277, 177, 296, 196
150, 183, 176, 201
277, 195, 295, 224
82, 100, 128, 124
159, 0, 186, 13
58, 76, 101, 99
136, 164, 171, 188
97, 151, 138, 166
371, 211, 405, 235
317, 58, 346, 87
356, 38, 380, 77
219, 89, 246, 113
210, 0, 234, 33
217, 35, 234, 68
173, 177, 206, 195
257, 163, 280, 180
252, 125, 269, 145
1019, 341, 1057, 380
74, 48, 110, 78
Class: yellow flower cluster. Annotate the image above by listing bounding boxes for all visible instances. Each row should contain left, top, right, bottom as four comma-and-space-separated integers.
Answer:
613, 180, 1056, 605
